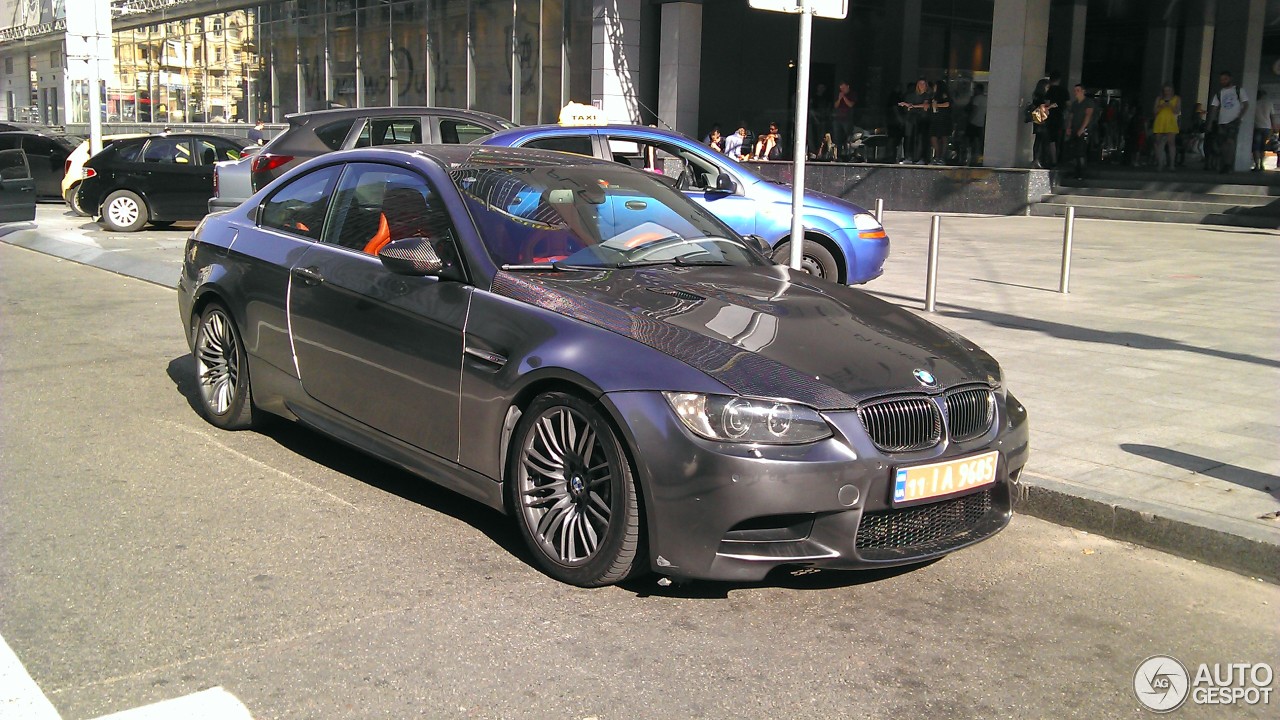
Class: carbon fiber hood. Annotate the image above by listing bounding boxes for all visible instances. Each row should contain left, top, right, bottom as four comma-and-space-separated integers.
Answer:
492, 264, 1000, 410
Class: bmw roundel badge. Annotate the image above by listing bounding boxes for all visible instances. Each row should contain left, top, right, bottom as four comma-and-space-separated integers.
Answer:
913, 369, 939, 388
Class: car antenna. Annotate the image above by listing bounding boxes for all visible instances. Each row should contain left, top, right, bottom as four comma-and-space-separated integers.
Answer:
633, 97, 677, 133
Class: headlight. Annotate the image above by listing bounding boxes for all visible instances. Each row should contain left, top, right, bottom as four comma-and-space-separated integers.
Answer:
663, 392, 833, 445
852, 212, 886, 239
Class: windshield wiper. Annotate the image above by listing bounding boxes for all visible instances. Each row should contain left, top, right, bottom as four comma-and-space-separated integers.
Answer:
500, 262, 596, 272
615, 256, 733, 269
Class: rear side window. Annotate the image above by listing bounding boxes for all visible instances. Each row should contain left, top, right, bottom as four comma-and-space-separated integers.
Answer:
523, 135, 593, 157
259, 165, 341, 240
439, 119, 495, 144
143, 137, 193, 164
314, 120, 355, 150
353, 117, 422, 147
114, 142, 143, 163
0, 135, 19, 150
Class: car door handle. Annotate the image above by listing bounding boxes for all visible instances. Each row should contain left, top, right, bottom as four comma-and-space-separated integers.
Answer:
291, 266, 324, 285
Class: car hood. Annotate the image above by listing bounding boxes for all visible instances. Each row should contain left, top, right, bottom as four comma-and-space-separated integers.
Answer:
492, 264, 999, 410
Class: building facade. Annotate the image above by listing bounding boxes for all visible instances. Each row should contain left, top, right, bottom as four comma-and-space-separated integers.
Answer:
1, 0, 1276, 170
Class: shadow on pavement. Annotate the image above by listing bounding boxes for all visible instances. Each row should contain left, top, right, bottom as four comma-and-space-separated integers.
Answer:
870, 290, 1280, 370
1120, 443, 1280, 499
163, 354, 538, 576
619, 560, 937, 600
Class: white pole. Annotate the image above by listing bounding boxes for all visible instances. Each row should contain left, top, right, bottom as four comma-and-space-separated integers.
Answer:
787, 1, 813, 272
925, 215, 941, 312
1059, 206, 1075, 293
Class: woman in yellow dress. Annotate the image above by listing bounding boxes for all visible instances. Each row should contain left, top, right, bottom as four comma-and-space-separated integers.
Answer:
1152, 84, 1181, 170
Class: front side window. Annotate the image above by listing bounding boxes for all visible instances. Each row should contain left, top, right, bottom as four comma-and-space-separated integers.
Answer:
606, 137, 721, 190
259, 165, 341, 240
352, 117, 422, 147
323, 163, 456, 256
453, 164, 758, 269
439, 119, 495, 145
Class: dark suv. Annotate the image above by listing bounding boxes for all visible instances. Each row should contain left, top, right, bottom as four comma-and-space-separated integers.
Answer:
248, 106, 515, 192
0, 130, 81, 200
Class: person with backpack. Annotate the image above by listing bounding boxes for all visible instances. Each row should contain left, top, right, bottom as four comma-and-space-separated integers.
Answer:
1209, 70, 1250, 174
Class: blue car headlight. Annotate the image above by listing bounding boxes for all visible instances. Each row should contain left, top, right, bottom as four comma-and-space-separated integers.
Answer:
853, 212, 886, 240
663, 392, 833, 445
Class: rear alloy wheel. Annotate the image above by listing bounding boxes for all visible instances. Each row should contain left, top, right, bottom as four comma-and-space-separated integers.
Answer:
101, 189, 148, 232
66, 185, 89, 217
509, 392, 642, 587
193, 304, 257, 430
773, 239, 841, 282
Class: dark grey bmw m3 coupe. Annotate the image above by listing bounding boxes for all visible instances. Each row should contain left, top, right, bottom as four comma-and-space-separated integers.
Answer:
178, 144, 1029, 587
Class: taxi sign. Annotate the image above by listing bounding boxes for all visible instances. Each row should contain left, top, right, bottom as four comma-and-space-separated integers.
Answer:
559, 102, 607, 127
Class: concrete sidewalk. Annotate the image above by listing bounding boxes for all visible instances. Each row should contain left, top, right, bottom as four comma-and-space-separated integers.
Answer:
5, 205, 1278, 581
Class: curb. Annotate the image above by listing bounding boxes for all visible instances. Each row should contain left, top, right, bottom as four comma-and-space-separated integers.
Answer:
1014, 472, 1280, 583
0, 226, 178, 288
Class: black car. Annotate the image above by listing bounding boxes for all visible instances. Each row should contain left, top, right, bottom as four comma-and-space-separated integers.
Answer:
177, 144, 1029, 587
77, 133, 244, 231
0, 130, 81, 200
249, 106, 516, 192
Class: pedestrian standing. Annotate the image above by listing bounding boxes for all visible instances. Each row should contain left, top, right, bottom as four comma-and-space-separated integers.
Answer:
966, 84, 987, 165
248, 120, 266, 145
1151, 84, 1180, 171
899, 78, 931, 164
833, 81, 856, 152
1208, 70, 1250, 174
1250, 90, 1275, 171
1065, 84, 1096, 180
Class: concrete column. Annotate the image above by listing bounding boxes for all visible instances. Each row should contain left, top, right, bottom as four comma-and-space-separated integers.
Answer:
657, 2, 701, 137
1140, 5, 1177, 118
882, 0, 921, 92
1179, 0, 1216, 123
593, 0, 642, 123
1212, 0, 1264, 171
985, 0, 1050, 168
1046, 0, 1086, 87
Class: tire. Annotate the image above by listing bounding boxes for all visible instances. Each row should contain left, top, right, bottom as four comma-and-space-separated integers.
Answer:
149, 220, 175, 229
100, 189, 148, 232
508, 392, 642, 587
66, 184, 89, 217
193, 304, 258, 430
773, 238, 842, 283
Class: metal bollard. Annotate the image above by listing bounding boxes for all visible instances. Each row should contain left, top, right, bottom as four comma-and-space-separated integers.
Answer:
1059, 206, 1075, 294
875, 198, 884, 223
925, 215, 940, 312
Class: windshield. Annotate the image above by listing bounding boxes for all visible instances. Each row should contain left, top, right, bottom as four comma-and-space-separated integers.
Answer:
450, 163, 765, 270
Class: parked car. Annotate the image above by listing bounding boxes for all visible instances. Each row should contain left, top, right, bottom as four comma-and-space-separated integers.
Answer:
244, 106, 516, 196
177, 144, 1028, 587
0, 130, 82, 200
0, 148, 37, 223
478, 124, 890, 284
77, 133, 244, 231
61, 133, 149, 215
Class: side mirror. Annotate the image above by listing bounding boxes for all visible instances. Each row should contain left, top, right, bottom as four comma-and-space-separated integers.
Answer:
743, 234, 773, 259
714, 172, 737, 194
378, 237, 445, 276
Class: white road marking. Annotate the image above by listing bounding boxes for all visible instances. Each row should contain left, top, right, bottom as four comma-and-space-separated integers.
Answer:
0, 634, 60, 720
160, 420, 360, 509
88, 687, 252, 720
3, 634, 253, 720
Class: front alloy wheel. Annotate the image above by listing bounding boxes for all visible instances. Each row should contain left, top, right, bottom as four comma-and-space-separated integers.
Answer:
510, 393, 641, 587
193, 304, 257, 430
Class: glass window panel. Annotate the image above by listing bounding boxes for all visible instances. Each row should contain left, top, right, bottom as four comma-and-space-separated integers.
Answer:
514, 0, 540, 125
259, 165, 341, 240
471, 0, 512, 117
392, 1, 428, 106
540, 0, 564, 123
429, 0, 467, 109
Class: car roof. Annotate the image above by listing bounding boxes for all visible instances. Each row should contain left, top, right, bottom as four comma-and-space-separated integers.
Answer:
313, 143, 621, 171
285, 106, 516, 128
111, 132, 244, 144
0, 129, 82, 143
485, 123, 697, 143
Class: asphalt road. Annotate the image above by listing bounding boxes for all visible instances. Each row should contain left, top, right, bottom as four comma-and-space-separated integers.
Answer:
1, 240, 1277, 719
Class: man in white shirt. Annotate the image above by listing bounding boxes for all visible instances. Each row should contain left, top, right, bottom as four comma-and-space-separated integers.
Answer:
1209, 70, 1250, 173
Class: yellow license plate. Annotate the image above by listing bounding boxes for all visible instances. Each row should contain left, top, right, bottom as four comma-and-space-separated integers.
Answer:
892, 450, 1000, 506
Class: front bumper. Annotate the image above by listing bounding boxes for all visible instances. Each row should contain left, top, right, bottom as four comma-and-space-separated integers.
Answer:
602, 389, 1029, 582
